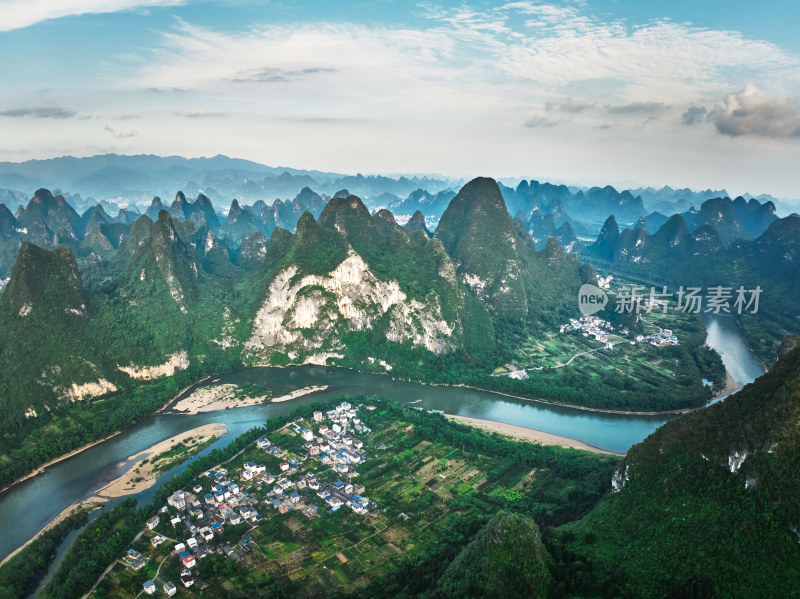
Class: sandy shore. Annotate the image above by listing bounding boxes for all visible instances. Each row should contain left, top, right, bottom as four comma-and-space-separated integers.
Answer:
446, 415, 621, 455
159, 376, 211, 412
713, 371, 742, 399
93, 422, 227, 499
173, 384, 328, 414
0, 423, 227, 567
271, 385, 328, 403
173, 384, 264, 414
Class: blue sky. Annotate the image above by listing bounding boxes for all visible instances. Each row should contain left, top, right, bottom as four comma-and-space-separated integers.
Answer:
1, 0, 800, 197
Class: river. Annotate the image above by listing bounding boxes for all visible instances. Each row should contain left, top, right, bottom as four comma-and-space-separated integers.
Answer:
703, 314, 766, 398
0, 315, 764, 565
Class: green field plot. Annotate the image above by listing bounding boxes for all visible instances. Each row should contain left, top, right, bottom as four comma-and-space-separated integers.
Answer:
88, 398, 619, 599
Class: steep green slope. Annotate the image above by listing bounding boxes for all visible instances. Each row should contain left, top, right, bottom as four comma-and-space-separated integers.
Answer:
435, 511, 551, 599
566, 342, 800, 597
435, 177, 528, 320
0, 243, 107, 427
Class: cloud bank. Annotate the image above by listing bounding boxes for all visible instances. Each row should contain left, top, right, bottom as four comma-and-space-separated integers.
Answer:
0, 0, 185, 32
708, 85, 800, 138
0, 106, 76, 118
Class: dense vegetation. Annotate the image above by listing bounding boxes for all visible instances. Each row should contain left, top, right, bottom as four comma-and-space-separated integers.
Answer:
586, 212, 800, 365
562, 342, 800, 597
0, 508, 90, 599
0, 177, 737, 498
40, 499, 146, 599
435, 511, 551, 599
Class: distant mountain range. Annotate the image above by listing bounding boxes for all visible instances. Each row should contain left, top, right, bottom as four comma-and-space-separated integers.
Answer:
0, 154, 461, 210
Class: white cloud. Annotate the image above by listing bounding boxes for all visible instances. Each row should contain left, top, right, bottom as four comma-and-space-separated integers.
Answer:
4, 2, 800, 196
172, 109, 225, 118
524, 115, 558, 128
104, 124, 138, 138
0, 106, 75, 118
0, 0, 185, 32
134, 6, 800, 114
708, 84, 800, 138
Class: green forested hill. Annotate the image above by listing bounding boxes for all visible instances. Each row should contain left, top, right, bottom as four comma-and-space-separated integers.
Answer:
0, 178, 600, 488
564, 339, 800, 597
585, 211, 800, 364
435, 511, 551, 599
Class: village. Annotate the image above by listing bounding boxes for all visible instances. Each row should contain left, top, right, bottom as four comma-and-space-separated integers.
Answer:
126, 400, 378, 596
561, 313, 678, 347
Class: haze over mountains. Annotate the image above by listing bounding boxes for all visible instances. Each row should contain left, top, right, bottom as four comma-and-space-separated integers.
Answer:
0, 155, 798, 434
0, 154, 795, 283
0, 154, 460, 214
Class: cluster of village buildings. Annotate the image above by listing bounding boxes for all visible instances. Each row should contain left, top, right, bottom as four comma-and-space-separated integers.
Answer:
561, 314, 677, 347
132, 401, 376, 595
561, 314, 620, 347
635, 328, 679, 346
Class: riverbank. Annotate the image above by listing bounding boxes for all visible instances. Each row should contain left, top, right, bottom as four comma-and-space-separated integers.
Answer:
160, 376, 211, 411
0, 431, 122, 497
446, 415, 623, 456
172, 384, 328, 414
0, 423, 227, 567
93, 422, 227, 498
714, 371, 742, 399
453, 384, 701, 416
272, 385, 329, 403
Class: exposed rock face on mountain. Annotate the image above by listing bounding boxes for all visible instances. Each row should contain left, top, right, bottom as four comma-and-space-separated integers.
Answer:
0, 243, 115, 421
573, 343, 800, 597
236, 232, 268, 270
0, 178, 660, 428
435, 178, 528, 320
244, 195, 496, 365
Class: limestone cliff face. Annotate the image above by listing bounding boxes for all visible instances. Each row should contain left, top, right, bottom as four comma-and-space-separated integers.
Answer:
245, 247, 458, 364
119, 351, 190, 380
60, 379, 117, 401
